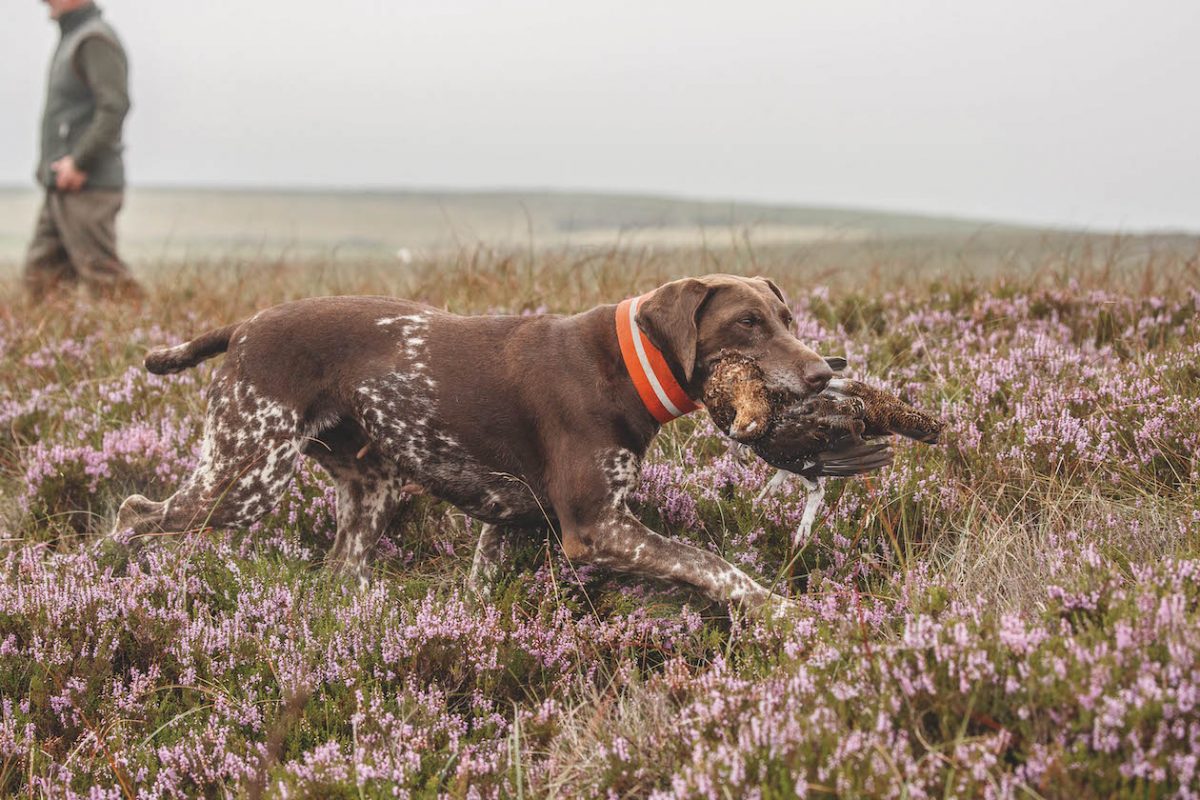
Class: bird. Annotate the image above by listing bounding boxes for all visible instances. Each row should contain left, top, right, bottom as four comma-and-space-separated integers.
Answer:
702, 355, 942, 546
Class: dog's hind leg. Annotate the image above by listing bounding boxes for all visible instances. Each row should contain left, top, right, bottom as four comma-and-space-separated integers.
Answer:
305, 421, 411, 586
111, 376, 305, 541
323, 474, 409, 587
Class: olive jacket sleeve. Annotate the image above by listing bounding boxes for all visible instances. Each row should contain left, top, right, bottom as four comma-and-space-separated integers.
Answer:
70, 35, 130, 171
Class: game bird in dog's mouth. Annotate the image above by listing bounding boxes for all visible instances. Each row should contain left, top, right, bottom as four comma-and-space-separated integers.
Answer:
702, 353, 943, 545
113, 274, 836, 617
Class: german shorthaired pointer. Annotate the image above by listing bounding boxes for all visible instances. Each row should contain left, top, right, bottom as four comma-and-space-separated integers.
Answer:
113, 274, 833, 615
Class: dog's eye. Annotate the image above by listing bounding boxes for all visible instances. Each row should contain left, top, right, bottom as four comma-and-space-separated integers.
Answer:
738, 316, 759, 328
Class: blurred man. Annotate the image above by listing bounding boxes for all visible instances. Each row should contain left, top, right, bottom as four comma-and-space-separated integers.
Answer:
24, 0, 142, 302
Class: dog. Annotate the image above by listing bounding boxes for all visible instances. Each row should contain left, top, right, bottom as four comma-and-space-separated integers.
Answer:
112, 274, 833, 614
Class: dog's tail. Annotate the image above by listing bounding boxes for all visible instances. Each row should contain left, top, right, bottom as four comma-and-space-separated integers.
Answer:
145, 323, 240, 374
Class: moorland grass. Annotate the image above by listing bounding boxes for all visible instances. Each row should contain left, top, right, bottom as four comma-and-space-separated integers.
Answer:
1, 240, 1198, 797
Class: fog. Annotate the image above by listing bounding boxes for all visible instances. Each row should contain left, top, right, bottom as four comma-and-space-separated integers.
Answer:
2, 0, 1197, 230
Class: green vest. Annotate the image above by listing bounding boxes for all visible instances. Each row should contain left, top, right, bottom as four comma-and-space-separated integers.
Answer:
37, 6, 127, 190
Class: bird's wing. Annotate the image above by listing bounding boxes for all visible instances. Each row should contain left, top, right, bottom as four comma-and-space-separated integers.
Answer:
800, 439, 894, 478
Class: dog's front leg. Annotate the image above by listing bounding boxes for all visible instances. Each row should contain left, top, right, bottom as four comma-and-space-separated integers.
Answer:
552, 450, 795, 616
562, 510, 794, 615
468, 523, 514, 598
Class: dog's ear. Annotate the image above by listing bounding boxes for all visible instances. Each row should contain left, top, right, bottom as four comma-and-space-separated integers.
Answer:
635, 277, 715, 383
755, 276, 788, 305
825, 356, 848, 372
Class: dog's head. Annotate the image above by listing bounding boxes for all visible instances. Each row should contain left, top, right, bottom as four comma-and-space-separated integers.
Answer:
635, 274, 832, 400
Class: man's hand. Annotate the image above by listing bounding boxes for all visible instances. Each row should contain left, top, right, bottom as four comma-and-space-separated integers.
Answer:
51, 156, 88, 192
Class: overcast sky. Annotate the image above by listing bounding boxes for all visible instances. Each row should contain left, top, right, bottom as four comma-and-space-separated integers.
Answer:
1, 0, 1197, 230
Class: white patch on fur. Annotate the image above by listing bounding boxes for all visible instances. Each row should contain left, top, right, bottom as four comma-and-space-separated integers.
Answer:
377, 313, 428, 328
601, 449, 640, 509
484, 490, 505, 515
356, 312, 459, 487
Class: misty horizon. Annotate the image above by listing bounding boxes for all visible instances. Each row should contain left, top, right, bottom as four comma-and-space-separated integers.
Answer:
2, 181, 1193, 236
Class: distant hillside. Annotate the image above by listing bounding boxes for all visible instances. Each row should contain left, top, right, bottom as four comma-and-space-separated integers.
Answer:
342, 188, 1025, 236
0, 186, 1044, 267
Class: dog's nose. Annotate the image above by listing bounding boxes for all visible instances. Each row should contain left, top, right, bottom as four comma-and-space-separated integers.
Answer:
804, 362, 833, 393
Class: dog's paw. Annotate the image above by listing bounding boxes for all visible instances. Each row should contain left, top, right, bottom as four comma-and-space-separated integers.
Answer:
765, 595, 802, 621
111, 494, 163, 536
732, 591, 801, 624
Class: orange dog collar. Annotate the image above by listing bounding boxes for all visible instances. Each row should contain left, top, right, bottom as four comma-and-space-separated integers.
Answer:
615, 294, 700, 424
